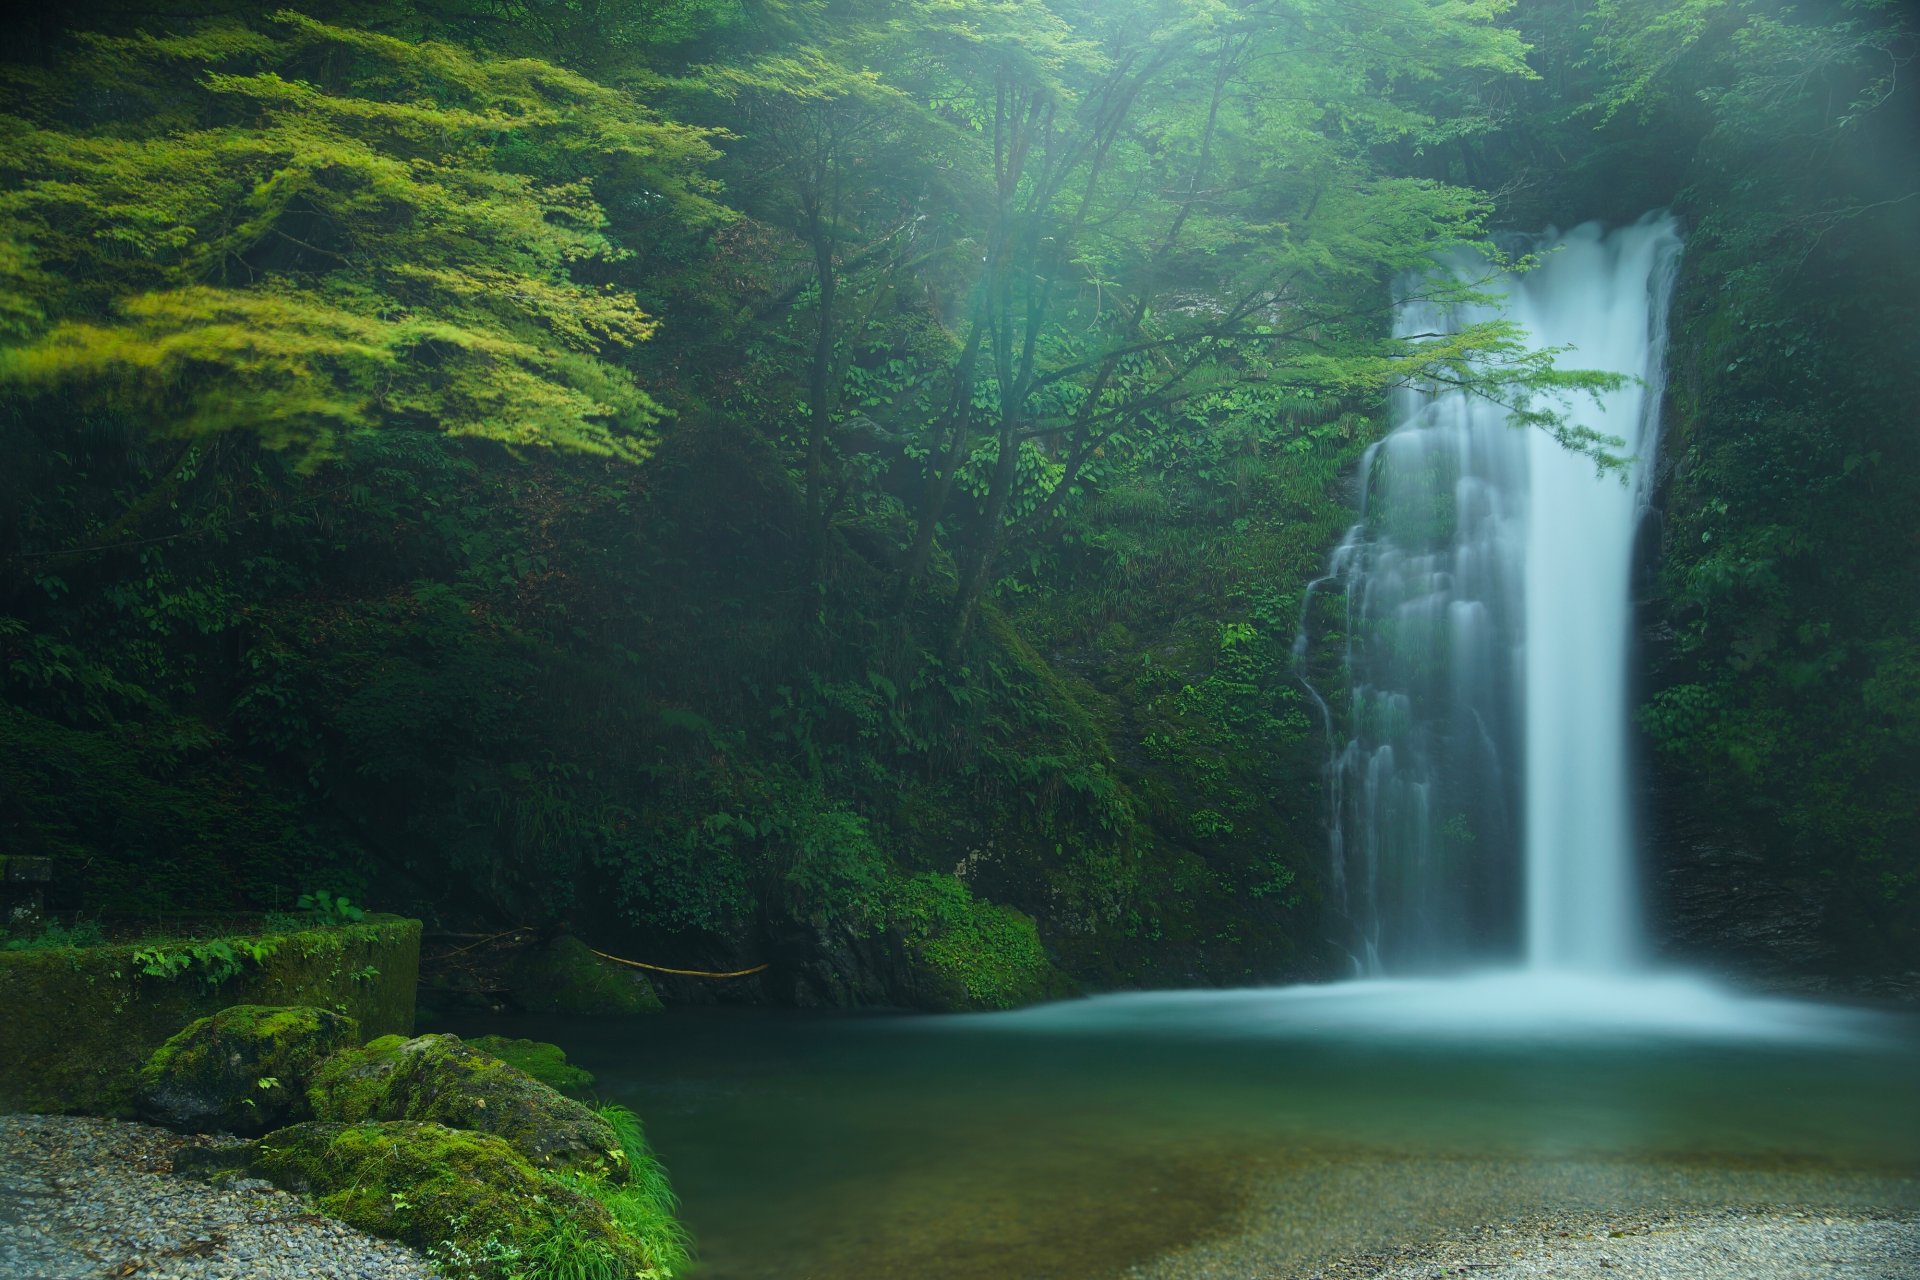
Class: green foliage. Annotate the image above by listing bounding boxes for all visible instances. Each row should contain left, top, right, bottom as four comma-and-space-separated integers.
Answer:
298, 890, 365, 927
293, 898, 364, 924
570, 1104, 693, 1278
882, 873, 1059, 1011
133, 936, 280, 988
0, 919, 106, 951
0, 11, 723, 465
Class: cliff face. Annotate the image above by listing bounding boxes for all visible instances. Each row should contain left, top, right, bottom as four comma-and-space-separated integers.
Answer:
1638, 741, 1918, 1000
1631, 214, 1920, 993
1637, 744, 1845, 987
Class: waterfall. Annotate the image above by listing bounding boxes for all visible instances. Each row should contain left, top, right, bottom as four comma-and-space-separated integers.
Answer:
1299, 214, 1684, 975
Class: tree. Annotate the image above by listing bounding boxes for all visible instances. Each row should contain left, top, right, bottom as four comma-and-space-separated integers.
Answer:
868, 0, 1570, 648
0, 12, 725, 467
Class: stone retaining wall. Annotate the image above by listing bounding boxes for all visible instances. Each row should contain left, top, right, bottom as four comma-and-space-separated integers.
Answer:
0, 915, 420, 1114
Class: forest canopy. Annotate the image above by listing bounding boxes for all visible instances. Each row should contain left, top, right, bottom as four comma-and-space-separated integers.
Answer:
1, 0, 1913, 993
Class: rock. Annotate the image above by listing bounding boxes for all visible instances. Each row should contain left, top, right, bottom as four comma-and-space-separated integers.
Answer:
247, 1120, 647, 1278
507, 935, 662, 1016
134, 1005, 360, 1137
308, 1033, 623, 1179
465, 1035, 595, 1096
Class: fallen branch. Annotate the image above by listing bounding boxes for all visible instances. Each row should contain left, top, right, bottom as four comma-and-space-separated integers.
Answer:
586, 947, 769, 980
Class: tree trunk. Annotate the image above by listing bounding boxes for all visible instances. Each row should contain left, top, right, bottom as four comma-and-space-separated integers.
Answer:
804, 218, 836, 572
944, 421, 1020, 659
896, 324, 986, 599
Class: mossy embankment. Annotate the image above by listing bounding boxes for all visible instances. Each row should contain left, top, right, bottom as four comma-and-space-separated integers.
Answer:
0, 915, 420, 1115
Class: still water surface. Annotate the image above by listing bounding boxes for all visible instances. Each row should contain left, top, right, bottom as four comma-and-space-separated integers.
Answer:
466, 974, 1920, 1279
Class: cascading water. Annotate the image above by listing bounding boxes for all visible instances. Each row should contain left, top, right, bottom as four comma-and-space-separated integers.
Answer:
1298, 214, 1685, 975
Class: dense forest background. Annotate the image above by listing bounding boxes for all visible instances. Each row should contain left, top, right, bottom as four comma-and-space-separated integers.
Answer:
2, 0, 1913, 1006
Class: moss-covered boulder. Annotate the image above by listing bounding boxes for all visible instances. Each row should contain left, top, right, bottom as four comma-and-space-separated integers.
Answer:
249, 1120, 648, 1278
135, 1005, 359, 1137
468, 1035, 595, 1096
509, 935, 662, 1016
883, 873, 1075, 1011
309, 1032, 623, 1179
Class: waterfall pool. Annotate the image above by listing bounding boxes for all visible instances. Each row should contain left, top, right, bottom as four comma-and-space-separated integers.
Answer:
456, 976, 1920, 1279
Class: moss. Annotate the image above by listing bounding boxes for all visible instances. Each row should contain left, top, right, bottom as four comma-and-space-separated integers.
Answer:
468, 1036, 595, 1096
883, 874, 1072, 1011
508, 935, 662, 1017
0, 915, 419, 1116
309, 1033, 624, 1180
135, 1004, 359, 1136
248, 1120, 654, 1280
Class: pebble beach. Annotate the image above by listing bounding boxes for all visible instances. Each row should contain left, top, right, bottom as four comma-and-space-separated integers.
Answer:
0, 1114, 432, 1280
1341, 1208, 1920, 1279
1133, 1154, 1920, 1280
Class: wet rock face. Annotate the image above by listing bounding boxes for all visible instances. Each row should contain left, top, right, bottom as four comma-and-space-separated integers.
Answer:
1642, 790, 1840, 980
1634, 752, 1920, 999
1630, 512, 1849, 991
134, 1005, 360, 1138
308, 1033, 624, 1180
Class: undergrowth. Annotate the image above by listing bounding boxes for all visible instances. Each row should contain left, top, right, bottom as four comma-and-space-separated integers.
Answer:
549, 1103, 692, 1280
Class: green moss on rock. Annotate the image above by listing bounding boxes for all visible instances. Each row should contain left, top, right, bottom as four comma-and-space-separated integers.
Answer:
509, 935, 662, 1017
249, 1120, 650, 1279
883, 873, 1073, 1011
309, 1033, 623, 1179
468, 1036, 595, 1096
0, 915, 420, 1115
136, 1004, 359, 1137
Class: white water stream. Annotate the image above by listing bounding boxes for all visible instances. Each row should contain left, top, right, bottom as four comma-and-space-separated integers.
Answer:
1300, 215, 1685, 974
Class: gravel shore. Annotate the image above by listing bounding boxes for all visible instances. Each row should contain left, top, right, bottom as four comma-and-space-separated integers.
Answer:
0, 1113, 433, 1280
1131, 1155, 1920, 1280
1314, 1207, 1920, 1279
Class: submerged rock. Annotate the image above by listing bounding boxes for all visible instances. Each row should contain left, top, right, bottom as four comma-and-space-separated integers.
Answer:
134, 1004, 360, 1137
308, 1033, 623, 1179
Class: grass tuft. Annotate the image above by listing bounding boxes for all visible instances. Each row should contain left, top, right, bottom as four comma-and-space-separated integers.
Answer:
554, 1103, 692, 1279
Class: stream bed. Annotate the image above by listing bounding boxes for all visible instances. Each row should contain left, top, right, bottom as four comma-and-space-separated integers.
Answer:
458, 974, 1920, 1279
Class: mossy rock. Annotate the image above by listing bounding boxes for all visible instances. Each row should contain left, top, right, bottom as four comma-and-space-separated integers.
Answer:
248, 1120, 647, 1279
509, 935, 662, 1016
883, 873, 1075, 1011
467, 1035, 595, 1096
135, 1005, 359, 1137
309, 1032, 623, 1179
